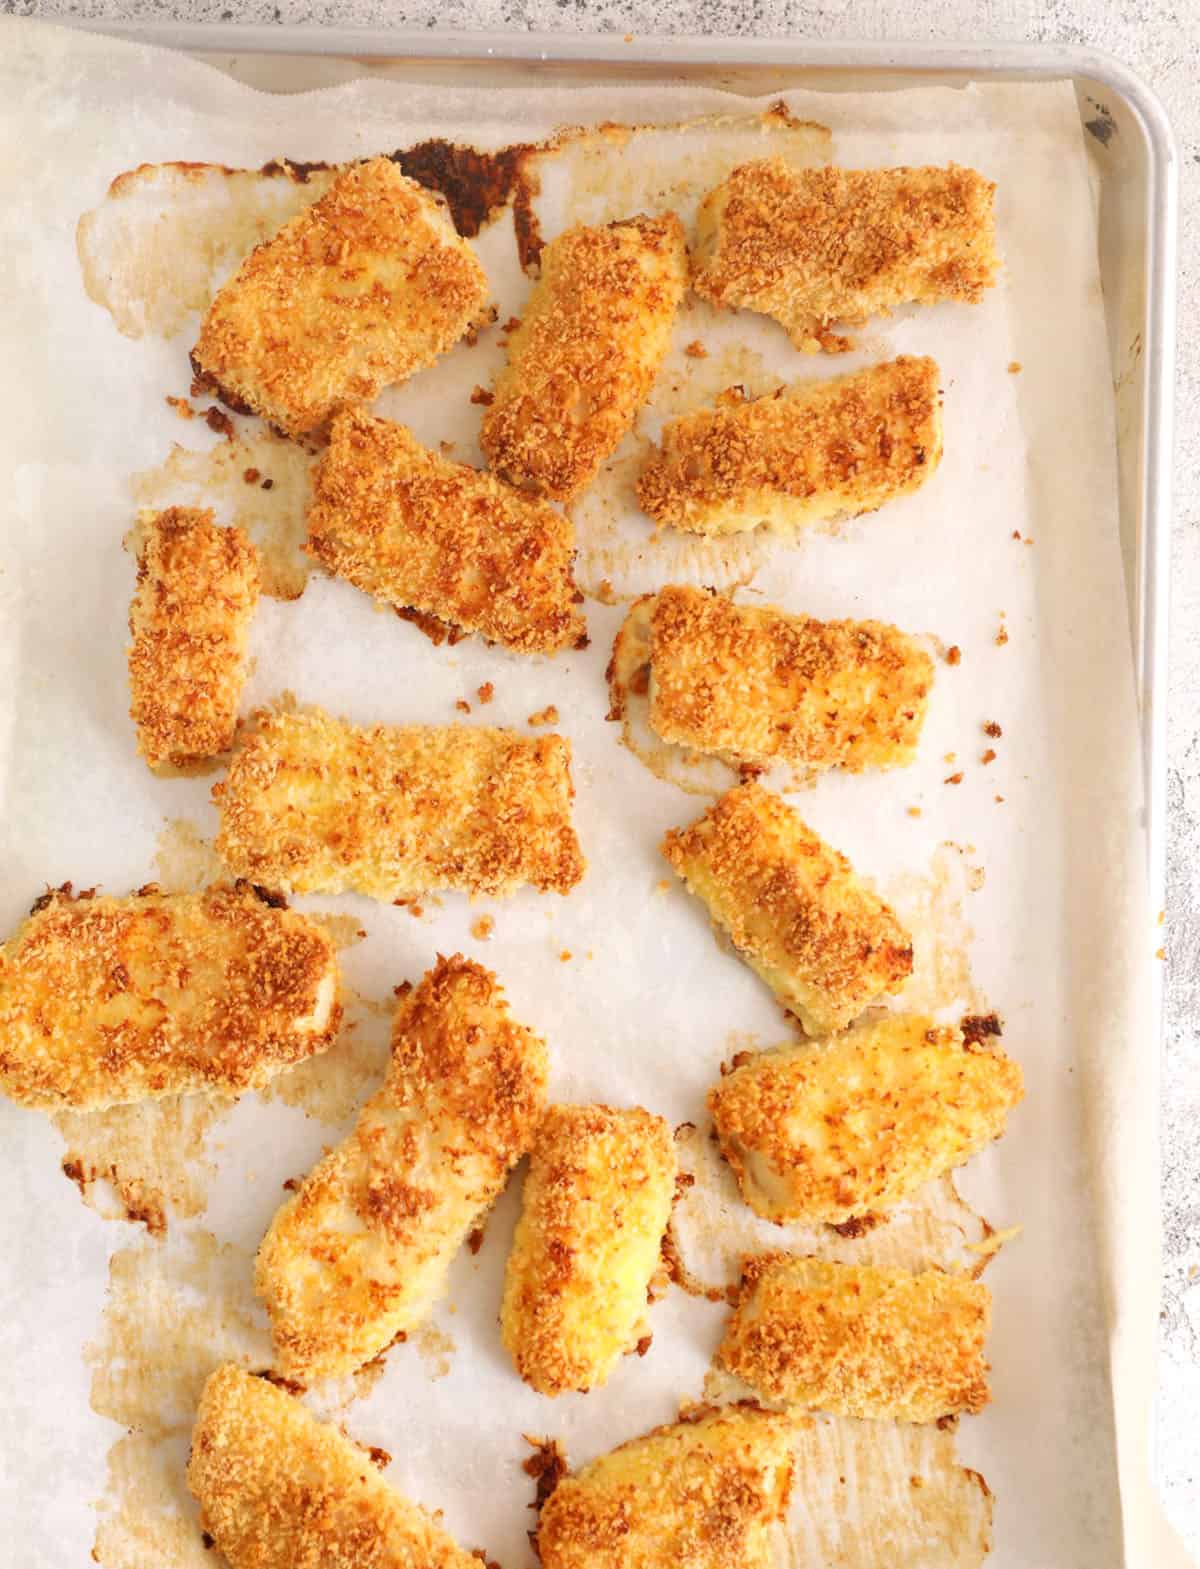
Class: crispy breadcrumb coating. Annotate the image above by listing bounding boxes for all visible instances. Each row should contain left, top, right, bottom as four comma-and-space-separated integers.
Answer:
719, 1255, 991, 1422
256, 955, 548, 1381
637, 357, 942, 536
501, 1103, 676, 1395
481, 213, 687, 501
0, 882, 340, 1110
708, 1016, 1024, 1225
192, 157, 489, 438
127, 506, 260, 769
692, 159, 998, 352
212, 707, 585, 901
537, 1405, 794, 1569
661, 782, 911, 1036
629, 584, 933, 773
306, 410, 585, 653
188, 1365, 484, 1569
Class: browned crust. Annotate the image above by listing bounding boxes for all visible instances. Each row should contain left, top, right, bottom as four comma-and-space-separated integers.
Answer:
661, 782, 912, 1035
480, 213, 688, 501
692, 159, 998, 351
719, 1254, 992, 1422
212, 706, 585, 901
0, 882, 340, 1109
188, 1365, 484, 1569
641, 584, 933, 772
192, 157, 490, 438
636, 357, 943, 535
128, 506, 260, 769
305, 411, 586, 654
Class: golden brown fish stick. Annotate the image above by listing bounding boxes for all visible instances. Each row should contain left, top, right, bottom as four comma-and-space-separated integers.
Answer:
481, 213, 687, 501
306, 410, 586, 653
661, 782, 912, 1036
537, 1404, 795, 1569
212, 707, 585, 900
622, 584, 933, 773
0, 883, 340, 1110
719, 1254, 991, 1423
692, 159, 998, 352
127, 506, 260, 770
637, 357, 942, 536
192, 157, 489, 437
708, 1015, 1024, 1225
256, 955, 548, 1381
501, 1103, 676, 1395
188, 1365, 485, 1569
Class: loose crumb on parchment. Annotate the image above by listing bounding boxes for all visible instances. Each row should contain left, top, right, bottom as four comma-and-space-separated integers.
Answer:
528, 705, 560, 727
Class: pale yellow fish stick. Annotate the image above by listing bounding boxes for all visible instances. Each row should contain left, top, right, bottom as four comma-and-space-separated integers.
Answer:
661, 782, 911, 1036
637, 357, 942, 537
192, 157, 489, 437
212, 707, 585, 901
632, 583, 933, 772
501, 1103, 676, 1395
709, 1015, 1024, 1225
692, 158, 998, 352
256, 955, 548, 1381
537, 1404, 795, 1569
481, 213, 687, 501
719, 1254, 991, 1423
306, 410, 586, 654
0, 883, 340, 1110
188, 1364, 485, 1569
128, 506, 260, 770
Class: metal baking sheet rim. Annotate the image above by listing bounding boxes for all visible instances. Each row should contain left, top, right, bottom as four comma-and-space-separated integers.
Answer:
52, 20, 1179, 1001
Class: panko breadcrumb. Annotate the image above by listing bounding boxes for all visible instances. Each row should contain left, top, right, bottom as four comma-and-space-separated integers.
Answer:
212, 706, 585, 901
0, 882, 340, 1110
255, 955, 548, 1380
306, 411, 586, 654
661, 782, 912, 1036
188, 1365, 485, 1569
480, 213, 687, 501
128, 506, 260, 769
632, 584, 932, 773
719, 1254, 991, 1422
692, 159, 998, 351
537, 1404, 795, 1569
501, 1103, 676, 1395
637, 357, 942, 535
708, 1015, 1024, 1224
192, 157, 489, 438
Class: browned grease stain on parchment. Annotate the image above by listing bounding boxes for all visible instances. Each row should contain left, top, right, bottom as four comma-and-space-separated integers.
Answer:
87, 1232, 270, 1568
132, 428, 316, 600
884, 842, 990, 1019
667, 1123, 996, 1297
153, 817, 224, 893
261, 984, 391, 1127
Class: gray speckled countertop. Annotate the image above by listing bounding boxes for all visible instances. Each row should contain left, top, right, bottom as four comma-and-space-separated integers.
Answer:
5, 0, 1199, 1552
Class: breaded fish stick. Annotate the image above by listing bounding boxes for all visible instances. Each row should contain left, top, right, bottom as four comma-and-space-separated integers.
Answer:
501, 1103, 676, 1395
709, 1016, 1024, 1225
537, 1404, 794, 1569
213, 707, 585, 900
189, 1365, 484, 1569
661, 782, 911, 1036
306, 411, 586, 654
192, 157, 489, 438
128, 506, 260, 769
719, 1255, 991, 1422
0, 883, 340, 1110
621, 584, 932, 773
481, 213, 687, 501
692, 159, 998, 352
637, 357, 942, 536
256, 955, 548, 1381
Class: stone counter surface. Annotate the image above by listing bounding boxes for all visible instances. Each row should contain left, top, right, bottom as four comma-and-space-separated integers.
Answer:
4, 0, 1198, 1553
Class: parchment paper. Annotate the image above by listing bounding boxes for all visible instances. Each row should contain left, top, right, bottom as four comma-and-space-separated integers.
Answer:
0, 18, 1186, 1569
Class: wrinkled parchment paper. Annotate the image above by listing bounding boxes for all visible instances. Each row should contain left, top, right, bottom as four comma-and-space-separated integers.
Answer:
0, 18, 1187, 1569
